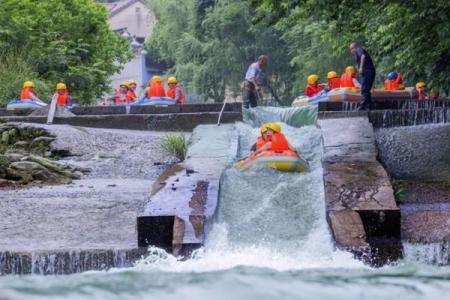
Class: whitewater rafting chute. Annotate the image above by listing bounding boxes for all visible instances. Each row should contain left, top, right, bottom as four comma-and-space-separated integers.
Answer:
236, 149, 310, 173
6, 99, 48, 111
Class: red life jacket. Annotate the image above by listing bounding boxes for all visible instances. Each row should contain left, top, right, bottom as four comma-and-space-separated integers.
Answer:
305, 84, 322, 97
340, 72, 356, 88
328, 77, 341, 90
269, 133, 289, 151
417, 87, 428, 101
57, 92, 69, 106
384, 73, 403, 90
147, 82, 166, 98
20, 87, 33, 100
167, 84, 185, 104
114, 89, 127, 104
126, 90, 137, 103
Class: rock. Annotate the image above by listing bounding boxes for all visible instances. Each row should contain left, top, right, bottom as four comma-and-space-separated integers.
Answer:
30, 136, 55, 148
72, 171, 83, 179
2, 153, 23, 163
12, 141, 29, 150
0, 165, 6, 178
10, 161, 48, 173
5, 168, 33, 184
0, 178, 15, 188
1, 131, 10, 144
24, 155, 80, 179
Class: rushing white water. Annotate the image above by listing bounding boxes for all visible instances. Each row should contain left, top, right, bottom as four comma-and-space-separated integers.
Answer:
1, 107, 450, 299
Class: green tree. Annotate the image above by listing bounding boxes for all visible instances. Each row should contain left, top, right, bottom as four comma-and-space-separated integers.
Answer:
147, 0, 296, 104
0, 0, 132, 105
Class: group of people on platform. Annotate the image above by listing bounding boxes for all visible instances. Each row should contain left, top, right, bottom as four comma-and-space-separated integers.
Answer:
17, 75, 185, 107
108, 76, 185, 106
19, 81, 71, 106
242, 42, 437, 110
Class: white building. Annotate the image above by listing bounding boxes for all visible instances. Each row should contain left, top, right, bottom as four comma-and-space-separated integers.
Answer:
104, 0, 159, 89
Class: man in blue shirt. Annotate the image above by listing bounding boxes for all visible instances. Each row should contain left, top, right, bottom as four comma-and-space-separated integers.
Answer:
350, 42, 376, 110
242, 55, 268, 108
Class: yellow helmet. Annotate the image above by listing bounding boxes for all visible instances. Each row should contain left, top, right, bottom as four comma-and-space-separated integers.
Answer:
55, 83, 67, 90
307, 74, 319, 85
266, 122, 281, 133
168, 76, 178, 84
127, 79, 137, 86
416, 82, 426, 89
120, 81, 129, 88
23, 81, 34, 88
151, 76, 163, 83
327, 71, 338, 79
345, 66, 356, 74
260, 123, 269, 134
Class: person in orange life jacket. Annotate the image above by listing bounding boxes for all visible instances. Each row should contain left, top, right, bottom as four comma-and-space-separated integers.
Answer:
20, 81, 43, 102
416, 82, 428, 101
305, 74, 327, 97
384, 71, 405, 90
143, 76, 166, 99
53, 83, 71, 106
327, 71, 341, 90
251, 123, 296, 156
106, 82, 129, 105
167, 76, 185, 104
340, 66, 361, 89
249, 123, 270, 154
126, 80, 138, 103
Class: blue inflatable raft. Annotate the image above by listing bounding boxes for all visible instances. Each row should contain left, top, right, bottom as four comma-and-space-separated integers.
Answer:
6, 99, 48, 111
129, 97, 175, 106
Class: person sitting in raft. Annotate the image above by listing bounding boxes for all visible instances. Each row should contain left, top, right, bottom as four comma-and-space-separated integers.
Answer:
167, 76, 185, 105
20, 81, 43, 102
249, 123, 270, 153
384, 71, 405, 90
126, 80, 138, 103
143, 76, 166, 99
326, 71, 341, 91
106, 81, 129, 105
416, 82, 428, 101
305, 74, 326, 97
53, 83, 71, 106
340, 66, 361, 89
251, 123, 296, 156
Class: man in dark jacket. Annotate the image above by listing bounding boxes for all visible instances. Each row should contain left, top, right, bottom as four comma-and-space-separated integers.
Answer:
350, 42, 376, 110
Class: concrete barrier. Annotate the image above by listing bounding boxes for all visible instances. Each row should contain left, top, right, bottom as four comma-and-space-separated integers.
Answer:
137, 124, 238, 256
0, 112, 242, 131
319, 99, 450, 112
319, 116, 402, 266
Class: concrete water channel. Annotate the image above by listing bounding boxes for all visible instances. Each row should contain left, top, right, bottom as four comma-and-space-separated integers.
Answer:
0, 98, 449, 274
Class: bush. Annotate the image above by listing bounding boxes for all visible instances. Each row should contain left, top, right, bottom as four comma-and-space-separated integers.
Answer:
159, 133, 188, 161
0, 51, 53, 107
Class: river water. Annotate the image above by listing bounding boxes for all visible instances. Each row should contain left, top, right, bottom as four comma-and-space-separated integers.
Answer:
1, 107, 450, 299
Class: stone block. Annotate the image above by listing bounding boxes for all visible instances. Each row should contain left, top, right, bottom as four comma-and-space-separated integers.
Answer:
328, 210, 368, 248
402, 211, 450, 243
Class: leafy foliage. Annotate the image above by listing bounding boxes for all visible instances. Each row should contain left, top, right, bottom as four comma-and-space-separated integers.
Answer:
0, 0, 132, 105
160, 133, 188, 161
146, 0, 295, 104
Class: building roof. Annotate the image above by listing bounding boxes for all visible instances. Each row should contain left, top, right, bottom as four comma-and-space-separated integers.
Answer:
104, 0, 145, 18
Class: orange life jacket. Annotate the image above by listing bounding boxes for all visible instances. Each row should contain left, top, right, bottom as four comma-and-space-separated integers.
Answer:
167, 84, 185, 104
114, 89, 127, 104
340, 72, 356, 88
384, 73, 403, 90
328, 77, 341, 90
255, 136, 268, 151
269, 133, 289, 151
57, 92, 69, 106
305, 84, 322, 97
126, 90, 137, 103
147, 82, 166, 98
20, 87, 33, 100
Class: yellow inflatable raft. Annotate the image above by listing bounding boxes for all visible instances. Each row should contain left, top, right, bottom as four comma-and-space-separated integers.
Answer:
236, 150, 310, 173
